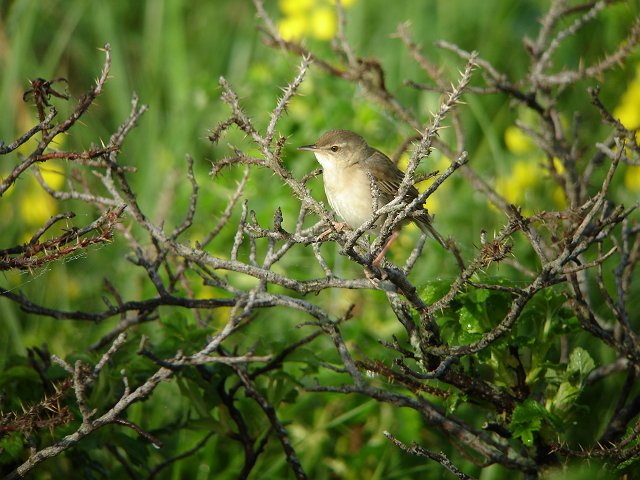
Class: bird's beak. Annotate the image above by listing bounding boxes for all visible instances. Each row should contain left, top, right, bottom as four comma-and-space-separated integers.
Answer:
297, 144, 317, 151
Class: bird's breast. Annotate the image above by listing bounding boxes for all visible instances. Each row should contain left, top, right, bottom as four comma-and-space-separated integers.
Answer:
322, 162, 375, 229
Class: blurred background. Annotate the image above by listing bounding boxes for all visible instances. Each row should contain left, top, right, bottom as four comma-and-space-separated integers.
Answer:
1, 1, 639, 478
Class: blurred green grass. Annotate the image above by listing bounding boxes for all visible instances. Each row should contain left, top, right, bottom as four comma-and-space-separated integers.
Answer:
1, 0, 639, 478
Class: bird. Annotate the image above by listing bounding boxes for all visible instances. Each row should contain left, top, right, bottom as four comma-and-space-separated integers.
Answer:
298, 129, 446, 262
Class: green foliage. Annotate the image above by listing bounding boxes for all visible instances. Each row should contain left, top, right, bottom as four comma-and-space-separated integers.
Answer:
0, 434, 24, 464
510, 398, 547, 447
545, 347, 595, 417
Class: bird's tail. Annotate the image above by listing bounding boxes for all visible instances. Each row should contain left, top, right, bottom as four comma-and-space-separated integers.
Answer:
416, 215, 448, 249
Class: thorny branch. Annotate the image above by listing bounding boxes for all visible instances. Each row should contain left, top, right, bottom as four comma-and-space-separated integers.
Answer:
248, 0, 640, 476
384, 431, 477, 480
2, 2, 640, 479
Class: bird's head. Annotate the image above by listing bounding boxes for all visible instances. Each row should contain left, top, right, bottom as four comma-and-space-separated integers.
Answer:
298, 129, 369, 168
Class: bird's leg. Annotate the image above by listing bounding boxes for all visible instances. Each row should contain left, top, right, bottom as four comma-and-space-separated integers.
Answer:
373, 230, 399, 266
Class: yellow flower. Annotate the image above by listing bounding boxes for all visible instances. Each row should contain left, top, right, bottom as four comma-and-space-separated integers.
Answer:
396, 154, 449, 214
504, 126, 534, 154
614, 64, 640, 130
424, 156, 451, 214
278, 0, 355, 41
395, 153, 409, 171
278, 14, 309, 41
511, 160, 541, 189
311, 7, 337, 40
625, 165, 640, 192
17, 112, 67, 156
279, 0, 314, 15
552, 185, 566, 209
329, 0, 356, 6
16, 167, 63, 227
20, 184, 57, 226
40, 166, 65, 189
495, 175, 522, 204
2, 177, 16, 198
424, 194, 440, 213
495, 160, 543, 206
552, 157, 564, 175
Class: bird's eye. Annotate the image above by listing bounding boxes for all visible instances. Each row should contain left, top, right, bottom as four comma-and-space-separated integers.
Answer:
330, 145, 339, 152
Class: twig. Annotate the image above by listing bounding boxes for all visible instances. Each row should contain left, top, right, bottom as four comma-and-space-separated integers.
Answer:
384, 431, 477, 480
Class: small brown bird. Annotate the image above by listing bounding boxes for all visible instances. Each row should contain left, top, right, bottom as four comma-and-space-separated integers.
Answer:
298, 129, 446, 260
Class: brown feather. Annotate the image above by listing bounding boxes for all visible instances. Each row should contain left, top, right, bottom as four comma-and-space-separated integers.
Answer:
362, 148, 447, 249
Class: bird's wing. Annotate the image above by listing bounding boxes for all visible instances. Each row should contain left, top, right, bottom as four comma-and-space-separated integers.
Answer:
364, 149, 446, 248
363, 149, 420, 202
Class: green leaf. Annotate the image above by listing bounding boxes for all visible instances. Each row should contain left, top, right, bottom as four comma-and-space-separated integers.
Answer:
550, 381, 580, 414
467, 287, 491, 304
458, 305, 483, 333
444, 392, 467, 414
616, 453, 640, 472
419, 280, 451, 304
567, 347, 595, 382
0, 433, 24, 463
457, 331, 483, 345
510, 399, 546, 446
512, 399, 546, 424
176, 377, 211, 419
160, 312, 192, 342
268, 374, 298, 405
525, 366, 544, 385
520, 429, 534, 447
